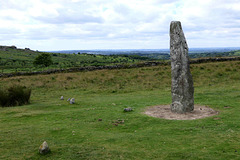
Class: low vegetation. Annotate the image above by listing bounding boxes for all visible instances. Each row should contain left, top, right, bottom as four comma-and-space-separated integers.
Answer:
0, 60, 240, 159
0, 85, 31, 107
0, 47, 152, 73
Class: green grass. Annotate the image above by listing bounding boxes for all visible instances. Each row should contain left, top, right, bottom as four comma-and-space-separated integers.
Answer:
0, 61, 240, 159
0, 48, 151, 73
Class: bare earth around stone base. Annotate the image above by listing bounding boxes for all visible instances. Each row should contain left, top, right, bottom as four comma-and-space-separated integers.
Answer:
144, 105, 218, 120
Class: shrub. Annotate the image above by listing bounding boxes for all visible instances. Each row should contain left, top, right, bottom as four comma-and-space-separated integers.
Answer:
33, 53, 53, 67
0, 90, 8, 107
0, 85, 31, 107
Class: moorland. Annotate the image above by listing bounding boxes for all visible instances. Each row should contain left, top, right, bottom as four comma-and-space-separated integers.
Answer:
0, 47, 240, 159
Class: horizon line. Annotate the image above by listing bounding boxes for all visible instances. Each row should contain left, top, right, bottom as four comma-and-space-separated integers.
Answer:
45, 47, 240, 52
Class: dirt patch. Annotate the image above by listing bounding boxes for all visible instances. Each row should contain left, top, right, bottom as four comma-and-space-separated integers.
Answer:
144, 105, 219, 120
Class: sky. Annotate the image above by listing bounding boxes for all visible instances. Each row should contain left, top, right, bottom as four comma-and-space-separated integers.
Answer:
0, 0, 240, 51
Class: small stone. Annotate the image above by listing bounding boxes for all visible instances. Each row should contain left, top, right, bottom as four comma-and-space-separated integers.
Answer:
39, 141, 50, 155
98, 118, 102, 121
60, 96, 64, 100
67, 98, 70, 101
70, 98, 75, 104
124, 108, 133, 112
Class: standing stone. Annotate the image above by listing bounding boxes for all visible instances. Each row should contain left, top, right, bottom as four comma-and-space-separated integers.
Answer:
170, 21, 194, 113
60, 96, 64, 100
39, 141, 50, 154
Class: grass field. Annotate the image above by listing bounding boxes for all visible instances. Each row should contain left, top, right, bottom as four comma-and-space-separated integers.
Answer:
0, 61, 240, 159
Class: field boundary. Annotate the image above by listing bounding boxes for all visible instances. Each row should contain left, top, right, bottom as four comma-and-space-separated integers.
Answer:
1, 56, 240, 78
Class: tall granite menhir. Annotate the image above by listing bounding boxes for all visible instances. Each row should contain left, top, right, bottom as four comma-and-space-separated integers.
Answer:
170, 21, 194, 113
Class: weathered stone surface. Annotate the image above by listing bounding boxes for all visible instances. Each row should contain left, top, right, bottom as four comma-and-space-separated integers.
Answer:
39, 141, 50, 154
60, 96, 64, 100
170, 21, 194, 113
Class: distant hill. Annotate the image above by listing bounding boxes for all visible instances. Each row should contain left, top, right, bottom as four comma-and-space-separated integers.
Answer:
0, 45, 153, 73
49, 47, 240, 60
49, 47, 240, 55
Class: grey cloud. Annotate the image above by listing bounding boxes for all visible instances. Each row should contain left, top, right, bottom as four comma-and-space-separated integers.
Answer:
32, 5, 104, 24
21, 24, 107, 40
0, 0, 32, 11
112, 3, 159, 24
22, 27, 58, 40
28, 0, 105, 24
35, 13, 104, 24
114, 3, 131, 15
0, 27, 20, 35
152, 0, 178, 5
0, 27, 21, 40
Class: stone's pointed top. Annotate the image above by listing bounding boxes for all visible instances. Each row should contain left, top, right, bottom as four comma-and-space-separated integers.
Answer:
171, 21, 181, 24
170, 21, 183, 34
170, 20, 188, 50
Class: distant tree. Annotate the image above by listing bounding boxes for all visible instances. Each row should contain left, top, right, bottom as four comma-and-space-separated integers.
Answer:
33, 53, 53, 67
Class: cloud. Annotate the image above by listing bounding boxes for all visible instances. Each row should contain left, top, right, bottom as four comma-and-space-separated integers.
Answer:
29, 1, 104, 24
35, 13, 104, 24
0, 0, 239, 50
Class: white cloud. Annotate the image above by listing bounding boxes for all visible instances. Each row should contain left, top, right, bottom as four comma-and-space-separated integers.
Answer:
0, 0, 239, 50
